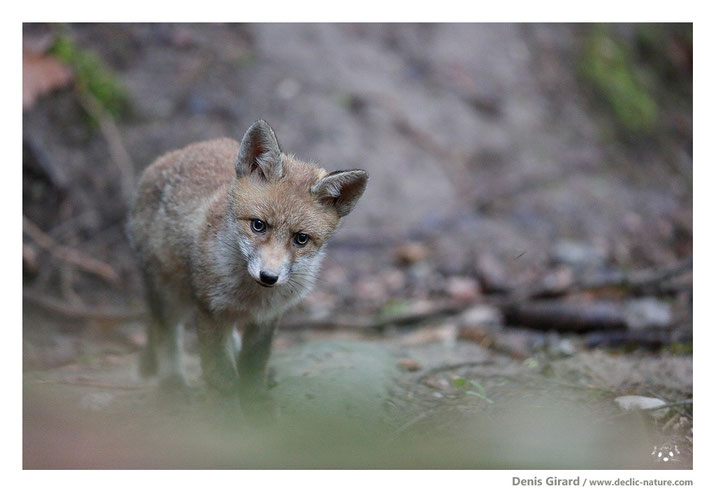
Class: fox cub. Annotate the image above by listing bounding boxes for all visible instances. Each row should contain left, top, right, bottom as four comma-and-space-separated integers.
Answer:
128, 120, 367, 408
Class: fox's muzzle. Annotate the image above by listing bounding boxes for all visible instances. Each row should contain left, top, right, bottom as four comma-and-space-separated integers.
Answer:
247, 245, 289, 287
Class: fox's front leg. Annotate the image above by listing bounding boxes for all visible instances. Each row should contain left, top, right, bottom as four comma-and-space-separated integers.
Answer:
237, 317, 279, 414
194, 309, 239, 393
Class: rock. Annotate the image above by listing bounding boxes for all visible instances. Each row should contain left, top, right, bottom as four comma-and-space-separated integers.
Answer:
546, 334, 577, 357
551, 240, 606, 269
556, 338, 576, 356
540, 267, 574, 292
614, 395, 669, 418
475, 253, 511, 292
445, 276, 481, 302
459, 305, 503, 330
624, 298, 672, 331
457, 305, 504, 347
382, 269, 407, 292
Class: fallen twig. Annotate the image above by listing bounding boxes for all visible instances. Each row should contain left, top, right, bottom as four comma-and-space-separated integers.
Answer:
387, 411, 436, 442
23, 215, 119, 283
35, 379, 147, 391
640, 398, 693, 413
23, 289, 143, 321
284, 258, 692, 335
503, 300, 626, 332
504, 257, 693, 305
281, 301, 470, 332
414, 361, 494, 385
76, 90, 136, 205
23, 136, 69, 190
585, 327, 692, 350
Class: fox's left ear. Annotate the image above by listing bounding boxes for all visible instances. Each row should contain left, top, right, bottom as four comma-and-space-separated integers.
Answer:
236, 120, 283, 181
311, 170, 368, 217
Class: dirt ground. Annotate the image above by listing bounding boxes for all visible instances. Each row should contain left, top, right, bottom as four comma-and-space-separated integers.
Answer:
23, 23, 692, 469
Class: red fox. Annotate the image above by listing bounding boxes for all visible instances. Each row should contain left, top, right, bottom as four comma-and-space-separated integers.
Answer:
128, 120, 367, 411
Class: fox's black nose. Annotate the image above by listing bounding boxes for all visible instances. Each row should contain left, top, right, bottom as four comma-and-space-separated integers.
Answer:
259, 271, 279, 286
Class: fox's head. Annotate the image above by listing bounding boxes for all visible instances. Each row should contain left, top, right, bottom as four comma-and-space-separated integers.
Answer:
228, 120, 367, 290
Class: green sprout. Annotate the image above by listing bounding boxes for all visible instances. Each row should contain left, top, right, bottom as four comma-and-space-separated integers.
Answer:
50, 31, 128, 119
453, 377, 494, 404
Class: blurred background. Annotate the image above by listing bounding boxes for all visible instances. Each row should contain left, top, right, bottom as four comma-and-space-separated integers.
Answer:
23, 23, 692, 469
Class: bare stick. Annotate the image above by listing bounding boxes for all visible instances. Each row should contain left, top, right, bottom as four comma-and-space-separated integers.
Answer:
24, 289, 143, 321
387, 411, 436, 442
76, 90, 136, 204
281, 301, 470, 332
35, 379, 147, 391
640, 398, 693, 413
23, 215, 119, 283
415, 361, 494, 385
503, 257, 693, 306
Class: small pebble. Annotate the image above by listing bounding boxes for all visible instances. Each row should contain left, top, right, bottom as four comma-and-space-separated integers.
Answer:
624, 298, 672, 331
614, 395, 669, 418
80, 392, 114, 411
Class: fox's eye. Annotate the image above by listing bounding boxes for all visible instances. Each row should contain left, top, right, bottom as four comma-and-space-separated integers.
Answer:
250, 219, 267, 233
294, 232, 310, 246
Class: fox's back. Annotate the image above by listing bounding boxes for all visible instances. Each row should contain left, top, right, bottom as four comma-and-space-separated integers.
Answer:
128, 138, 239, 274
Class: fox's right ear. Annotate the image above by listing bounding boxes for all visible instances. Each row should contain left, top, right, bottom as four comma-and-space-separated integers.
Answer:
311, 169, 368, 217
235, 120, 283, 181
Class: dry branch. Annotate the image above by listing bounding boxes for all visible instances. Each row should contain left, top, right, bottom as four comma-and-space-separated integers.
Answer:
503, 300, 626, 333
414, 361, 495, 385
282, 258, 692, 335
585, 327, 692, 350
36, 379, 147, 391
23, 243, 39, 274
23, 137, 69, 190
23, 215, 119, 283
24, 289, 143, 321
504, 257, 692, 305
281, 301, 469, 332
76, 90, 136, 204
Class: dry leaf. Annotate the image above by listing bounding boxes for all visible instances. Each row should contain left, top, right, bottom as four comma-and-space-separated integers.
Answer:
23, 51, 73, 109
397, 358, 422, 372
394, 242, 431, 265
